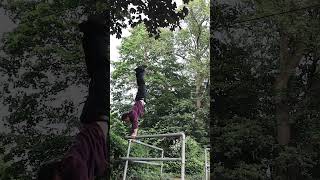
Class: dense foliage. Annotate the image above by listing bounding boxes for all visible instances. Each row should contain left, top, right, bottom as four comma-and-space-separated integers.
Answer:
0, 0, 193, 179
0, 0, 211, 180
111, 1, 209, 179
0, 0, 189, 38
211, 0, 320, 179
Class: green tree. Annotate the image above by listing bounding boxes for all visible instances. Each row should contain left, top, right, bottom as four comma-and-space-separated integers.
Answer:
112, 24, 192, 135
0, 0, 192, 179
175, 0, 210, 144
0, 0, 190, 38
241, 1, 320, 179
243, 0, 320, 146
211, 0, 320, 179
111, 23, 207, 178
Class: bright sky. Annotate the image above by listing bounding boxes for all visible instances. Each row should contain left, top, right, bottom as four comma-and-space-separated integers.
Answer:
110, 29, 130, 68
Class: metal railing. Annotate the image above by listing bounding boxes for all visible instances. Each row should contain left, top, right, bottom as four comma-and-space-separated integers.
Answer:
120, 132, 186, 180
204, 147, 210, 180
122, 139, 164, 180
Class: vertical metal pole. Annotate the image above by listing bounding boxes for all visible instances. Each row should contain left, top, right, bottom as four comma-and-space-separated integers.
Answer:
205, 148, 208, 180
160, 150, 164, 178
206, 148, 210, 180
181, 134, 186, 180
204, 163, 206, 180
123, 139, 132, 180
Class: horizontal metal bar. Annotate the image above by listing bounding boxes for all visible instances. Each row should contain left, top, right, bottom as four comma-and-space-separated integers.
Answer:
126, 132, 185, 139
132, 161, 162, 166
132, 140, 163, 151
121, 157, 182, 161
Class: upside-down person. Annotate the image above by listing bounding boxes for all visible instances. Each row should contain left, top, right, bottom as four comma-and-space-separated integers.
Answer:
121, 66, 147, 138
37, 15, 109, 180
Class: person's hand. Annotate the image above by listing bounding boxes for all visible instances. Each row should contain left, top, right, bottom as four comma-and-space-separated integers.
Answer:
130, 132, 137, 139
130, 129, 138, 139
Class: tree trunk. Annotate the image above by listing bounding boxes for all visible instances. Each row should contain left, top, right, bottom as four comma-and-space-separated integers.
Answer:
275, 31, 291, 146
274, 30, 304, 180
274, 74, 290, 145
274, 31, 304, 145
196, 81, 202, 108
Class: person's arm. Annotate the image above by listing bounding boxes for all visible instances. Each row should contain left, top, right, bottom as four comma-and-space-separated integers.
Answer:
129, 100, 145, 137
130, 111, 139, 138
130, 128, 138, 138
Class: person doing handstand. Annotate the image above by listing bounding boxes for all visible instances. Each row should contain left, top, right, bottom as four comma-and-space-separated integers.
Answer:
121, 66, 146, 138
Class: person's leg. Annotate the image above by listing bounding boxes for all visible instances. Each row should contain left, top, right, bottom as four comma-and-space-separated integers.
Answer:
79, 16, 109, 124
134, 66, 147, 101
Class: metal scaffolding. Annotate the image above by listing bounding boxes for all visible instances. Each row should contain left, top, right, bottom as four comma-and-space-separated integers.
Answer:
120, 132, 186, 180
